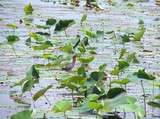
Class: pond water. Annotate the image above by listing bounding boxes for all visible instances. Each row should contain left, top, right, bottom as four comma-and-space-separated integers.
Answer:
0, 0, 160, 119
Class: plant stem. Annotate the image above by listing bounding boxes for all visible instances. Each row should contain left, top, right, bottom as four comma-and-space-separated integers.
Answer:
140, 80, 146, 117
44, 94, 51, 106
64, 112, 66, 119
71, 89, 74, 107
152, 80, 155, 117
30, 91, 36, 108
133, 112, 136, 119
11, 44, 17, 57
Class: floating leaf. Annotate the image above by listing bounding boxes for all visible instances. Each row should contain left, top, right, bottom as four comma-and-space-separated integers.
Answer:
52, 100, 72, 113
134, 28, 146, 41
54, 20, 75, 33
11, 110, 32, 119
32, 85, 52, 101
78, 56, 94, 63
119, 48, 126, 59
7, 24, 18, 29
81, 14, 87, 23
33, 41, 53, 50
23, 3, 34, 14
110, 78, 131, 85
6, 35, 20, 45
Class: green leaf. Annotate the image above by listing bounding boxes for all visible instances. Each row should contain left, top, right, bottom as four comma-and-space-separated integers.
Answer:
134, 28, 146, 41
99, 63, 107, 72
119, 48, 126, 59
86, 94, 100, 101
11, 77, 30, 88
78, 56, 94, 63
23, 3, 34, 14
120, 104, 145, 118
90, 71, 105, 82
122, 34, 130, 43
136, 69, 156, 80
148, 101, 160, 109
41, 53, 52, 60
126, 96, 137, 104
126, 52, 140, 63
32, 85, 52, 101
81, 14, 87, 23
60, 43, 74, 54
52, 100, 72, 113
7, 24, 18, 29
154, 95, 160, 99
31, 65, 40, 79
97, 30, 104, 38
36, 25, 50, 29
118, 60, 129, 70
81, 29, 98, 38
105, 92, 127, 111
139, 19, 144, 24
22, 79, 34, 93
110, 78, 131, 85
11, 110, 32, 119
77, 66, 86, 76
54, 20, 75, 33
28, 33, 45, 42
107, 88, 126, 99
6, 35, 20, 45
127, 3, 134, 8
46, 18, 56, 25
110, 69, 121, 75
88, 102, 102, 111
33, 41, 53, 50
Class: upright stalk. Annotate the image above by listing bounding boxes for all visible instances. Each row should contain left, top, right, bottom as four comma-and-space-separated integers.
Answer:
11, 44, 17, 57
44, 94, 51, 106
140, 80, 146, 117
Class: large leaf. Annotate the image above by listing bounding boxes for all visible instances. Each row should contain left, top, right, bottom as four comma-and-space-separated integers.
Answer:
86, 94, 100, 101
11, 110, 32, 119
105, 92, 127, 111
135, 69, 156, 80
52, 100, 72, 113
6, 35, 20, 45
32, 85, 52, 101
22, 79, 34, 93
33, 41, 53, 50
120, 104, 145, 118
54, 20, 75, 33
126, 96, 137, 104
23, 3, 34, 14
87, 102, 102, 111
78, 56, 94, 63
90, 71, 105, 82
107, 88, 126, 99
134, 28, 146, 41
